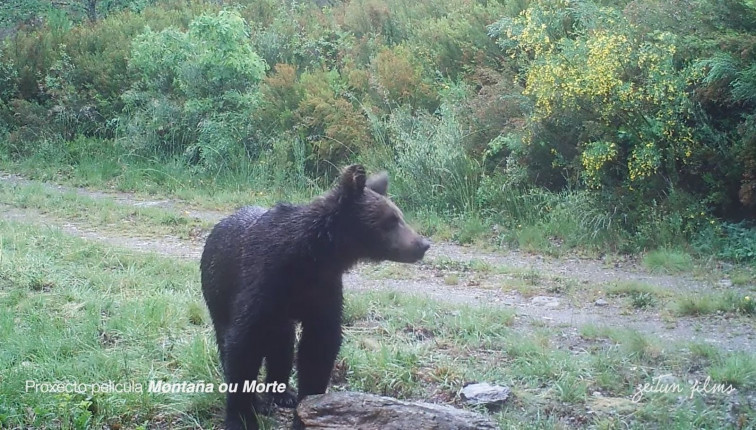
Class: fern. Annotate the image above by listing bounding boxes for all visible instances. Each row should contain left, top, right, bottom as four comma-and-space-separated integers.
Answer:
699, 53, 739, 85
731, 62, 756, 105
699, 53, 756, 105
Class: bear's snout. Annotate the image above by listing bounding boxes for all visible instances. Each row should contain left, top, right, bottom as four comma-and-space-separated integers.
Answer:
418, 237, 431, 255
405, 236, 431, 262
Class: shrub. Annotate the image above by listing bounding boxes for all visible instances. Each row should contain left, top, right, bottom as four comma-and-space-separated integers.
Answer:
695, 222, 756, 264
0, 0, 754, 256
0, 51, 17, 139
459, 67, 528, 161
3, 99, 62, 158
120, 10, 267, 169
2, 0, 218, 143
372, 46, 435, 110
257, 63, 303, 133
383, 100, 481, 213
411, 3, 504, 79
0, 51, 17, 103
339, 0, 404, 45
294, 69, 373, 177
4, 23, 61, 101
489, 0, 702, 200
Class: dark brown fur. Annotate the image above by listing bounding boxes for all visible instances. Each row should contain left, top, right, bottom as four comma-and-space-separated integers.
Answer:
200, 165, 430, 430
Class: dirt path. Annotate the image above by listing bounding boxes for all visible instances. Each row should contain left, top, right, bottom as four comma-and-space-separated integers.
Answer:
1, 172, 754, 353
0, 172, 224, 223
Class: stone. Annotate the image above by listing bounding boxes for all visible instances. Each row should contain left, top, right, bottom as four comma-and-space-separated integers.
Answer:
718, 279, 733, 288
656, 374, 680, 385
594, 299, 609, 306
459, 382, 511, 409
296, 391, 498, 430
531, 296, 560, 307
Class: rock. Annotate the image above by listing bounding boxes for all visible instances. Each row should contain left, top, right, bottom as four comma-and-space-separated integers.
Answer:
531, 296, 560, 307
594, 299, 608, 307
296, 391, 498, 430
459, 382, 511, 409
655, 374, 679, 386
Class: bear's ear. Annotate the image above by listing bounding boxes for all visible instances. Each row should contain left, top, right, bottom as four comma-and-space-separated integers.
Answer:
366, 171, 389, 196
339, 164, 367, 197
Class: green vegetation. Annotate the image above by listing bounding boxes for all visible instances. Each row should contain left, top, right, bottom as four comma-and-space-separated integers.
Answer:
0, 0, 754, 260
1, 218, 753, 428
676, 292, 756, 316
0, 219, 218, 428
605, 281, 666, 309
642, 248, 694, 273
0, 1, 755, 427
0, 179, 212, 239
605, 281, 664, 298
708, 352, 756, 388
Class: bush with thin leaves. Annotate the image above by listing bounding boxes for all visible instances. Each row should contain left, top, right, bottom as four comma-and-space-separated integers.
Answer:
384, 99, 481, 214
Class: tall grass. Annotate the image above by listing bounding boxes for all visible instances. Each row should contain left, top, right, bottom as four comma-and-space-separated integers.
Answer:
373, 102, 482, 214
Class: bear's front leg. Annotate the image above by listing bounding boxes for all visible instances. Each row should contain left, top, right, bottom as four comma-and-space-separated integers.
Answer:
261, 320, 298, 411
296, 312, 343, 400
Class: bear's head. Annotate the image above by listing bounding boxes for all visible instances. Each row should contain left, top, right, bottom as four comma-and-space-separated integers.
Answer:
335, 165, 430, 263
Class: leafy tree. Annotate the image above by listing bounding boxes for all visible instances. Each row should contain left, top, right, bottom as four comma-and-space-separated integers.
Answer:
122, 10, 267, 169
697, 52, 756, 212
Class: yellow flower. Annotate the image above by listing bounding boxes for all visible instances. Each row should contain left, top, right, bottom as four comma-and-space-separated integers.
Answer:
746, 296, 751, 301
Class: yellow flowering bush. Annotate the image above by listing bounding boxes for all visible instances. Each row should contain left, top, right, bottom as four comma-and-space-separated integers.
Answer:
490, 0, 698, 191
581, 141, 618, 188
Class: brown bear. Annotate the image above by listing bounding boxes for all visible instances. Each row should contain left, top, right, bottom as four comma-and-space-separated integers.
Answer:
200, 165, 430, 430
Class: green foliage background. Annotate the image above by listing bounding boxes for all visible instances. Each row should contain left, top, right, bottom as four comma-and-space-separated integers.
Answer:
0, 0, 755, 259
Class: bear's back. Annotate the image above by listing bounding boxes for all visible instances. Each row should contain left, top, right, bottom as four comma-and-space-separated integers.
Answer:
200, 206, 269, 324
